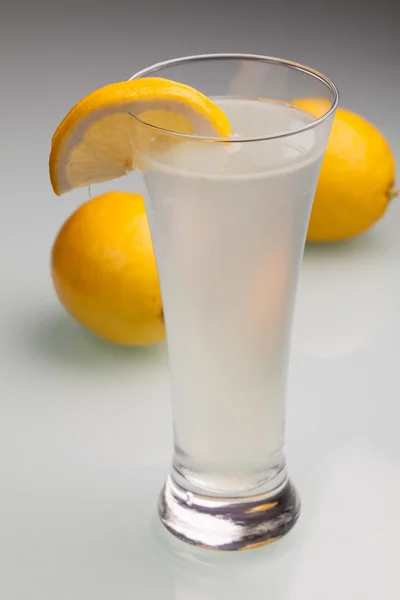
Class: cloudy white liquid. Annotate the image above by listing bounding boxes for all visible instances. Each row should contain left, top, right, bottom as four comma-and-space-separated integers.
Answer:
142, 98, 326, 495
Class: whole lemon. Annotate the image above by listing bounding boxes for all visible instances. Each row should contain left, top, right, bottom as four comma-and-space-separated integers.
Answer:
51, 191, 165, 346
293, 98, 396, 242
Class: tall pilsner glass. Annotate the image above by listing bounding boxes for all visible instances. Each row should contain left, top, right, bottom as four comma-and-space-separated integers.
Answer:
130, 55, 338, 551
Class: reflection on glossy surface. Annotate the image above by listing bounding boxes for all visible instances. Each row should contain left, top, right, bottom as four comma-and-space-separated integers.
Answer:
135, 443, 400, 599
293, 233, 394, 358
148, 511, 301, 600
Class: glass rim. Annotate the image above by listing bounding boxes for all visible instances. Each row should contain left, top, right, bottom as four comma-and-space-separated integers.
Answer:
128, 53, 339, 143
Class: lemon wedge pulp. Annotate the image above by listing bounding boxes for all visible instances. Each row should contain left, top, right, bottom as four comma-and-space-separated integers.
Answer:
49, 77, 232, 195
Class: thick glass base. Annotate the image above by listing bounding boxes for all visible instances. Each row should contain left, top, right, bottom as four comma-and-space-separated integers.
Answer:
158, 475, 300, 551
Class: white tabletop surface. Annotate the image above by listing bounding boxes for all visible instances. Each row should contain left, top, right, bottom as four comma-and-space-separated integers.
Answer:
2, 170, 400, 599
1, 2, 399, 597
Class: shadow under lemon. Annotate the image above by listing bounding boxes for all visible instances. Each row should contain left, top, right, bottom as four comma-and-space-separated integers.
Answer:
23, 308, 167, 371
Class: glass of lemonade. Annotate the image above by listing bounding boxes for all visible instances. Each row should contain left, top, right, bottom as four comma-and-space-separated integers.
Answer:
130, 55, 338, 551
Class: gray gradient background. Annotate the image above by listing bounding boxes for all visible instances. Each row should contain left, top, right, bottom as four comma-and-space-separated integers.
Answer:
1, 1, 399, 598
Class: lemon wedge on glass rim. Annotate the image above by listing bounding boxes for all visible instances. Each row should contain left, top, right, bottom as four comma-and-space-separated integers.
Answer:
49, 77, 232, 195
